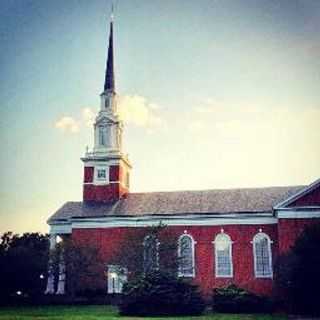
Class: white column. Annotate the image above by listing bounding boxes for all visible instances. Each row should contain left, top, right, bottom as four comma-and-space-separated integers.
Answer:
56, 245, 66, 295
45, 234, 56, 295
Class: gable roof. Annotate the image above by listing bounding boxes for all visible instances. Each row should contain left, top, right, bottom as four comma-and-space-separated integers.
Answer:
48, 185, 303, 223
274, 178, 320, 209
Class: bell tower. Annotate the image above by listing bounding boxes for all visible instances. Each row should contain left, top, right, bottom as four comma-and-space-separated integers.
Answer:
81, 15, 131, 203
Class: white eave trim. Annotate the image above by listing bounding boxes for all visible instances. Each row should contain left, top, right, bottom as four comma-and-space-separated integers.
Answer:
276, 209, 320, 219
274, 178, 320, 209
48, 213, 277, 233
50, 222, 72, 234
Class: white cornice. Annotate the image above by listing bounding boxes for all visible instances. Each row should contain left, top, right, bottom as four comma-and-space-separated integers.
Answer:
276, 209, 320, 219
48, 213, 277, 234
81, 154, 132, 168
50, 223, 72, 234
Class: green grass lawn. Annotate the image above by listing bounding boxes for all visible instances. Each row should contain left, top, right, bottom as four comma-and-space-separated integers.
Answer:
0, 305, 288, 320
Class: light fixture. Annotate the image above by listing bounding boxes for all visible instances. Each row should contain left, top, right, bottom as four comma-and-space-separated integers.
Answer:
56, 235, 63, 243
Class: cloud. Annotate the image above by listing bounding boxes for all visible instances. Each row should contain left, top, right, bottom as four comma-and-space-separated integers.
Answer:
54, 95, 164, 134
55, 116, 79, 133
180, 97, 320, 186
190, 98, 320, 145
118, 95, 164, 129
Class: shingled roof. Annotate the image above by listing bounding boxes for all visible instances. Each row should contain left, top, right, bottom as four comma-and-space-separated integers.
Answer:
48, 185, 303, 223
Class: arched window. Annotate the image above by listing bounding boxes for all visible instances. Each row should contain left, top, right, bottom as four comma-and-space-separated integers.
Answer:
178, 234, 195, 277
252, 232, 273, 278
214, 233, 233, 277
143, 235, 159, 273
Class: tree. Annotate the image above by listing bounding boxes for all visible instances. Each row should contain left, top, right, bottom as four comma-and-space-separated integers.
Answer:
0, 232, 49, 300
275, 223, 320, 316
52, 238, 104, 298
108, 223, 179, 278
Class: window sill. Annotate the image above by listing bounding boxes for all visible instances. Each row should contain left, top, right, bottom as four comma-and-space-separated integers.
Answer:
93, 180, 109, 185
215, 275, 233, 278
255, 275, 273, 279
178, 273, 195, 278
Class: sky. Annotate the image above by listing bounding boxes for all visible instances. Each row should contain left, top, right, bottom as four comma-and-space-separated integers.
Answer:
0, 0, 319, 234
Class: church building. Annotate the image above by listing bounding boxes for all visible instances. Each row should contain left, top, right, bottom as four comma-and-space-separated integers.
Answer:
45, 17, 320, 298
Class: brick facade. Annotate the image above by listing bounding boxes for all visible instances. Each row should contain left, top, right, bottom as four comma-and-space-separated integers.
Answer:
72, 224, 277, 297
65, 175, 320, 298
277, 218, 319, 254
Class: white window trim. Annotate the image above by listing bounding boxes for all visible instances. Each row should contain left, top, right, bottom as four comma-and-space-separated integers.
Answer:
94, 166, 109, 185
178, 233, 196, 278
252, 232, 273, 279
213, 233, 233, 278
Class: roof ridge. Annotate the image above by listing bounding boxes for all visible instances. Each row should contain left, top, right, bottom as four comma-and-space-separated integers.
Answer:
62, 185, 305, 204
127, 185, 305, 195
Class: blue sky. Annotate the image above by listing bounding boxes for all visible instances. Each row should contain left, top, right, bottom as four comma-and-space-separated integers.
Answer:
1, 0, 319, 233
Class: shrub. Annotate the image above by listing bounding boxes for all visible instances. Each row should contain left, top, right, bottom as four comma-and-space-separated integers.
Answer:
119, 271, 206, 316
212, 284, 273, 313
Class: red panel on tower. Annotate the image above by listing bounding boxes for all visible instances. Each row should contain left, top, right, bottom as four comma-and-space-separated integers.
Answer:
84, 167, 94, 183
109, 165, 120, 181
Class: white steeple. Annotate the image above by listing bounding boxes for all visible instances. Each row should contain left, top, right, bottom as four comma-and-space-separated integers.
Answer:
92, 17, 123, 156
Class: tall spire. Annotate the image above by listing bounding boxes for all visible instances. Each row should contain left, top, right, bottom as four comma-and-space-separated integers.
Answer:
103, 10, 115, 93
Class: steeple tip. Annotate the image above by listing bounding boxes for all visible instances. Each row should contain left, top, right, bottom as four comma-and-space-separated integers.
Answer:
103, 11, 115, 94
111, 3, 114, 22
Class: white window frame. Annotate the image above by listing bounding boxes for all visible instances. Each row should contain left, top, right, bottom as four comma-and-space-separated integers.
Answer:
107, 265, 127, 294
94, 166, 109, 184
213, 233, 233, 278
252, 232, 273, 278
178, 233, 196, 278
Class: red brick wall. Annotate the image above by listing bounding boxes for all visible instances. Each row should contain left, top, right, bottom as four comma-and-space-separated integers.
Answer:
109, 165, 120, 181
72, 224, 277, 297
84, 167, 94, 183
290, 187, 320, 207
278, 218, 319, 254
83, 183, 128, 202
